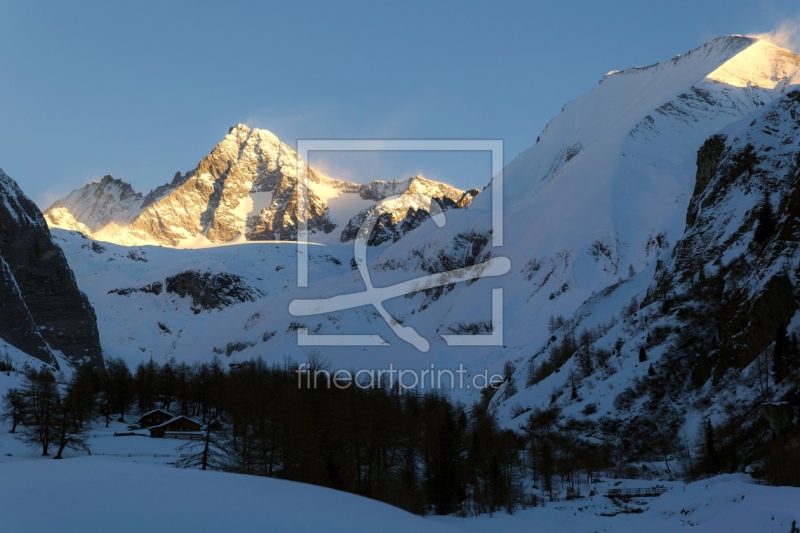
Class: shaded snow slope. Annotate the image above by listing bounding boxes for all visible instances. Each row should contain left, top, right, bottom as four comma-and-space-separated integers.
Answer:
0, 457, 464, 533
369, 36, 800, 351
52, 229, 507, 380
0, 432, 796, 533
436, 474, 800, 533
488, 89, 800, 480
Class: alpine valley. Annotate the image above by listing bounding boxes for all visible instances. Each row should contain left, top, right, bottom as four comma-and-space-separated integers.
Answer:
3, 34, 800, 529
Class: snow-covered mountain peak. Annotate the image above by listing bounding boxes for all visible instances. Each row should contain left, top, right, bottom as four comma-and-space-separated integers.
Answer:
366, 35, 800, 353
1, 167, 41, 227
706, 37, 800, 88
46, 174, 145, 233
217, 123, 283, 157
229, 122, 251, 134
44, 126, 475, 247
485, 88, 800, 485
516, 35, 798, 198
600, 35, 756, 80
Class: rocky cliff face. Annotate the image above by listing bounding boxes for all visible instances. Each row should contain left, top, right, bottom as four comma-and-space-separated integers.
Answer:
0, 168, 102, 368
488, 88, 800, 477
340, 178, 477, 245
44, 125, 476, 247
667, 89, 800, 379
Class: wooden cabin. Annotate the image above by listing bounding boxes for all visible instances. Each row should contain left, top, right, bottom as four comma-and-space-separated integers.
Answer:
149, 416, 203, 440
137, 409, 174, 429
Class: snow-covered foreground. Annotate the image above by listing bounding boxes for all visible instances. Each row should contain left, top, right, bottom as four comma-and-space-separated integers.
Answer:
1, 354, 798, 532
0, 413, 796, 533
0, 457, 465, 533
0, 453, 797, 533
0, 373, 797, 532
437, 474, 800, 533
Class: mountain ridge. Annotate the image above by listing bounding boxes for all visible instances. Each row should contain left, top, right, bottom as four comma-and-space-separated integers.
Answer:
487, 86, 800, 485
32, 36, 798, 388
364, 34, 800, 348
44, 124, 476, 247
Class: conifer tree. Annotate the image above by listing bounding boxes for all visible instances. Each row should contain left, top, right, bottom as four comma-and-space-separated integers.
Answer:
52, 389, 90, 459
703, 418, 718, 475
101, 357, 132, 424
539, 440, 554, 500
773, 324, 789, 384
19, 368, 59, 456
754, 191, 776, 246
1, 388, 25, 433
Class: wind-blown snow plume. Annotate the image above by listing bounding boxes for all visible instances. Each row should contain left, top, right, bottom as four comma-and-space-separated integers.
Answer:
750, 19, 800, 53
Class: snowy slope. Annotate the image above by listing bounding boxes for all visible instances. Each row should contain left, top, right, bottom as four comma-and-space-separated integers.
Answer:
436, 474, 800, 533
52, 229, 504, 378
0, 421, 796, 533
485, 88, 800, 479
0, 457, 465, 533
365, 35, 800, 353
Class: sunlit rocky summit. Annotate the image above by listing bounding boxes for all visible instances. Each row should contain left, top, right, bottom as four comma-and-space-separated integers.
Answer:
44, 124, 476, 247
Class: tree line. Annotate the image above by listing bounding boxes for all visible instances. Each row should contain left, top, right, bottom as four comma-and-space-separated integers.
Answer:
1, 367, 90, 459
3, 356, 588, 516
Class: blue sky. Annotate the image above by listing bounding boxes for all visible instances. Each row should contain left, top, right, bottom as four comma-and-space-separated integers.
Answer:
1, 0, 799, 207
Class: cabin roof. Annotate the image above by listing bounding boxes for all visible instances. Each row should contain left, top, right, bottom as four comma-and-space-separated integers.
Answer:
150, 415, 202, 429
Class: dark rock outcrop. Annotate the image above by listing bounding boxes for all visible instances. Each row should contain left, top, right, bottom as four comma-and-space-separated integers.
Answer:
0, 168, 103, 368
108, 282, 163, 297
687, 134, 727, 228
340, 189, 479, 245
165, 270, 263, 313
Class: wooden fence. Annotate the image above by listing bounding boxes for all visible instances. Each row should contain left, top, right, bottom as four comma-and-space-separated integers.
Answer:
605, 486, 668, 498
